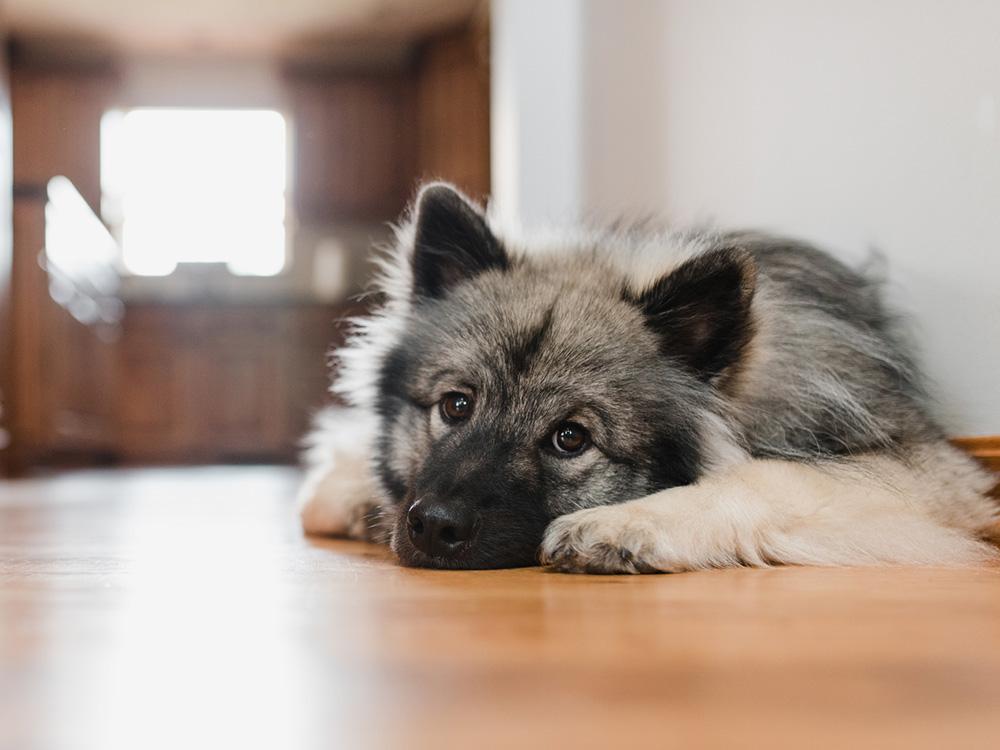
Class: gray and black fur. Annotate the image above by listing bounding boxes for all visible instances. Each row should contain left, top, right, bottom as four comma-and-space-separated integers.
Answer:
301, 183, 998, 571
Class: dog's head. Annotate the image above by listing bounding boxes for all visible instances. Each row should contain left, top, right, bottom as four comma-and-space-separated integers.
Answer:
371, 184, 756, 568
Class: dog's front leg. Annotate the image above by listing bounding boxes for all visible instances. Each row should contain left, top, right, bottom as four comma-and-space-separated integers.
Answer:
539, 455, 998, 574
297, 407, 388, 542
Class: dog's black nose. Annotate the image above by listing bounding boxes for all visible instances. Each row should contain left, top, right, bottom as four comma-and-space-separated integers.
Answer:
406, 500, 477, 559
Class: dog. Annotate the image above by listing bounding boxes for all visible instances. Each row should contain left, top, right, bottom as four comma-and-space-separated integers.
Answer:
298, 182, 999, 572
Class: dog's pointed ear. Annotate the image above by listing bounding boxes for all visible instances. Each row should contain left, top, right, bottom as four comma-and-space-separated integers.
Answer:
633, 246, 757, 381
411, 183, 507, 299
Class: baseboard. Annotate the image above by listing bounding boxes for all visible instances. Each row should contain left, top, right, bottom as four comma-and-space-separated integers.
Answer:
952, 436, 1000, 498
952, 436, 1000, 471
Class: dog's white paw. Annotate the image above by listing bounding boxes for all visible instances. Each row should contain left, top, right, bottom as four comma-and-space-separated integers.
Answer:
298, 464, 387, 542
300, 487, 386, 542
539, 504, 672, 574
298, 407, 390, 543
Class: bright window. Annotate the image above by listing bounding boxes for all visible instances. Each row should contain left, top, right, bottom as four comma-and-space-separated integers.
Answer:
101, 108, 288, 277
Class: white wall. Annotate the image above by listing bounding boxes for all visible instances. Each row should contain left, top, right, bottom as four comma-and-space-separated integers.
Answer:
491, 0, 583, 228
493, 0, 1000, 435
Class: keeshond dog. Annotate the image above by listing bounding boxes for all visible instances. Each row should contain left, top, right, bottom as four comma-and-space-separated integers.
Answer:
298, 183, 999, 572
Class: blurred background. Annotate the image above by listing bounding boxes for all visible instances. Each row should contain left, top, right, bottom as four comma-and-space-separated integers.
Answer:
0, 0, 997, 476
0, 0, 490, 472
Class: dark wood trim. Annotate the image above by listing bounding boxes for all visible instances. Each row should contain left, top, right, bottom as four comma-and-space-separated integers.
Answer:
12, 182, 46, 200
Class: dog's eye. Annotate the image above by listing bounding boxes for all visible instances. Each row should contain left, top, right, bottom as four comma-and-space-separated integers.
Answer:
551, 422, 590, 456
440, 392, 474, 423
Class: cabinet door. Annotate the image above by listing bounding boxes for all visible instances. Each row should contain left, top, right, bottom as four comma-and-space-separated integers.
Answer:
118, 340, 192, 460
12, 69, 117, 211
288, 73, 414, 222
196, 340, 286, 456
116, 302, 343, 463
11, 199, 121, 459
46, 312, 120, 450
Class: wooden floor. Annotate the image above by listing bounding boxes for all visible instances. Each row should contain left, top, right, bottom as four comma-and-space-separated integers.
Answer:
2, 467, 999, 750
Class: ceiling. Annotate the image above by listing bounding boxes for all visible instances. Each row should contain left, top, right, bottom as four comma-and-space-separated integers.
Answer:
5, 0, 482, 60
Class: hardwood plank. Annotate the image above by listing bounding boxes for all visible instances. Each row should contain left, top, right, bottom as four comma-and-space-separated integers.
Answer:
1, 466, 999, 749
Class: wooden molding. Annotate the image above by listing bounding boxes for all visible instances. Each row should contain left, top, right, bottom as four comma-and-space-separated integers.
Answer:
952, 436, 1000, 498
952, 436, 1000, 470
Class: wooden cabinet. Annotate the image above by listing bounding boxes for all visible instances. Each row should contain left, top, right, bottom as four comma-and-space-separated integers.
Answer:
118, 333, 191, 456
3, 27, 490, 471
9, 198, 120, 463
285, 25, 491, 224
415, 24, 491, 201
117, 301, 353, 463
8, 64, 121, 469
11, 67, 117, 212
287, 72, 416, 222
10, 285, 352, 466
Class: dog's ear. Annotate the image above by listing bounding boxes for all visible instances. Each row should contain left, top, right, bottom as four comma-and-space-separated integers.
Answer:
411, 183, 507, 299
633, 246, 757, 381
